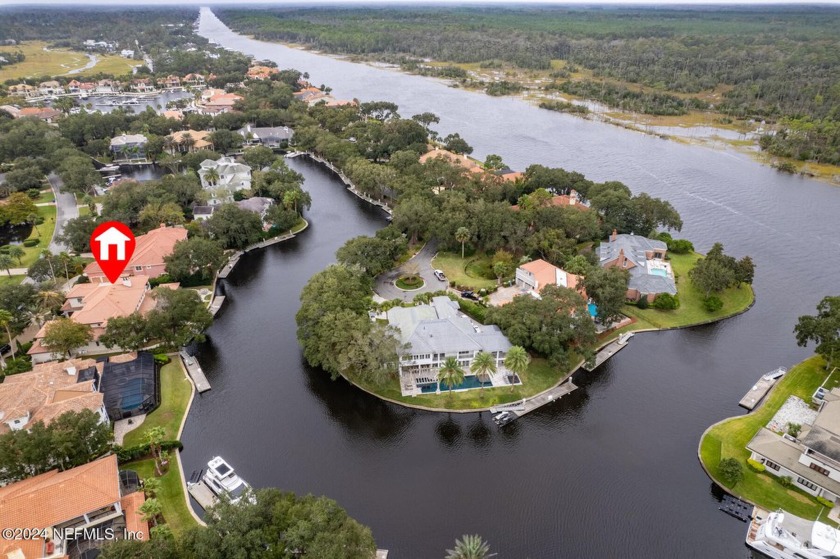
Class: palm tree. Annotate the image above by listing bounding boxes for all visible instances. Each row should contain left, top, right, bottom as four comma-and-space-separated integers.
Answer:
181, 132, 195, 152
438, 357, 466, 396
471, 351, 496, 391
0, 254, 13, 277
204, 167, 220, 187
283, 189, 302, 214
455, 227, 470, 259
504, 346, 531, 388
28, 213, 40, 237
7, 245, 25, 265
139, 498, 162, 527
40, 250, 55, 280
0, 309, 15, 360
445, 534, 495, 559
37, 290, 64, 318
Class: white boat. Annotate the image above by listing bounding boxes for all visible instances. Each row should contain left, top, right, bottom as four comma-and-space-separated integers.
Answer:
202, 456, 252, 504
747, 509, 840, 559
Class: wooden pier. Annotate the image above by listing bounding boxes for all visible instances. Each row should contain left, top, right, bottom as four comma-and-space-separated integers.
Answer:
492, 380, 577, 426
217, 252, 242, 280
738, 368, 786, 410
187, 480, 218, 511
180, 350, 211, 393
583, 332, 634, 372
208, 295, 226, 317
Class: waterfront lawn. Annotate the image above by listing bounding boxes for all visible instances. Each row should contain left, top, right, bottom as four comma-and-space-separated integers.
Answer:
123, 360, 192, 447
622, 252, 754, 330
123, 458, 197, 535
348, 356, 571, 410
431, 251, 499, 291
699, 356, 832, 521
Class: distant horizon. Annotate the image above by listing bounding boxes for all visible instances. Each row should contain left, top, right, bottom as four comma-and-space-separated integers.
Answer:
3, 0, 840, 7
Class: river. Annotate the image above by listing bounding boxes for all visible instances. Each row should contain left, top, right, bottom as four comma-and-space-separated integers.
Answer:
179, 8, 840, 558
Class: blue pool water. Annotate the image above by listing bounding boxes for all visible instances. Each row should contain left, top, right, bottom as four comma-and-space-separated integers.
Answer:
649, 268, 668, 277
587, 303, 598, 318
121, 378, 145, 411
419, 376, 492, 393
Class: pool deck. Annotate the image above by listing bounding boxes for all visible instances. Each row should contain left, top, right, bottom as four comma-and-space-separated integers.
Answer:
180, 350, 210, 393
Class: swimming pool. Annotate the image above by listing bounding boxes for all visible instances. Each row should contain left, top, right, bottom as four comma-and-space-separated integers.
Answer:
419, 376, 492, 393
121, 378, 146, 411
587, 303, 598, 318
649, 268, 668, 277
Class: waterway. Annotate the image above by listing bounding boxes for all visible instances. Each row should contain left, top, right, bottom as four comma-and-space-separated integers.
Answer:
179, 8, 840, 558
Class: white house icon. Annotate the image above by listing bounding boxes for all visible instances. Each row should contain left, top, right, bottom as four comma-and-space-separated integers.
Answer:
94, 227, 131, 261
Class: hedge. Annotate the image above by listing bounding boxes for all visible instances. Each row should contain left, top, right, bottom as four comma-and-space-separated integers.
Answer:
747, 458, 766, 472
114, 440, 183, 463
22, 239, 39, 247
817, 496, 835, 508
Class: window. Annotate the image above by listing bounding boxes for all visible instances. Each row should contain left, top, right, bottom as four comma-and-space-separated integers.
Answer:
810, 462, 830, 476
797, 477, 819, 491
765, 460, 780, 471
135, 266, 143, 271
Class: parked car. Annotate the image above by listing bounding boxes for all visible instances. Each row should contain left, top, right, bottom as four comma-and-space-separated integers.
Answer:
461, 290, 479, 301
434, 269, 446, 281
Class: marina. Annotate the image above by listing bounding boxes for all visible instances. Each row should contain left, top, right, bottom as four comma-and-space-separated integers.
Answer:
739, 367, 787, 410
180, 350, 211, 393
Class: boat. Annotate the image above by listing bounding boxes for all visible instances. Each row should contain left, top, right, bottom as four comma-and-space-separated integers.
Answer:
202, 456, 252, 504
746, 509, 840, 559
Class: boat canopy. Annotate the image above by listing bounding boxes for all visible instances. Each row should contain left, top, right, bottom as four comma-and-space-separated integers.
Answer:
811, 522, 840, 554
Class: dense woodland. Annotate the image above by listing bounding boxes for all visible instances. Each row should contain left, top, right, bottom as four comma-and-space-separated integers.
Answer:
218, 6, 840, 164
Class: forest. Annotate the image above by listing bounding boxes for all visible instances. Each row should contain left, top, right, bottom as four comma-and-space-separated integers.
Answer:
218, 6, 840, 164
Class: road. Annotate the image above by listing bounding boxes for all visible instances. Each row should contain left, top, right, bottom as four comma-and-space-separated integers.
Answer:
46, 172, 78, 253
374, 240, 448, 301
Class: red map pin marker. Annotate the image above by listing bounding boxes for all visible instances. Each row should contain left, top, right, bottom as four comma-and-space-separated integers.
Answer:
90, 221, 136, 283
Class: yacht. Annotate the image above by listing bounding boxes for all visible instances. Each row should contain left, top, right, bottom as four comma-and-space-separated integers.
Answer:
202, 456, 252, 504
747, 509, 840, 559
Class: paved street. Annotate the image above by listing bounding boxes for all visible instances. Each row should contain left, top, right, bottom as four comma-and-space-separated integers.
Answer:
47, 172, 78, 253
374, 240, 448, 301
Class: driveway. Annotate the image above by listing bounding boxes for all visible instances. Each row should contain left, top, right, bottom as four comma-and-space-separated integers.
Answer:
374, 240, 448, 301
46, 172, 78, 253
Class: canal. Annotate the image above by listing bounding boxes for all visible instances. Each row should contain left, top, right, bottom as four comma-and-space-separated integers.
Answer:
178, 8, 840, 558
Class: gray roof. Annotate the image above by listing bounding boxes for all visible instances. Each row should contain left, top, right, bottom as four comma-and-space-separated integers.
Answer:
387, 296, 511, 356
628, 270, 677, 296
192, 205, 215, 216
599, 234, 667, 268
748, 427, 840, 496
239, 126, 293, 142
236, 197, 273, 214
802, 425, 840, 464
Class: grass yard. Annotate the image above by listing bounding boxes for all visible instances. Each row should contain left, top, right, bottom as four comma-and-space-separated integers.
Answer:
15, 204, 57, 269
0, 41, 139, 80
622, 251, 754, 330
432, 251, 501, 291
123, 458, 197, 535
348, 356, 572, 410
34, 190, 55, 204
699, 356, 834, 521
123, 360, 192, 447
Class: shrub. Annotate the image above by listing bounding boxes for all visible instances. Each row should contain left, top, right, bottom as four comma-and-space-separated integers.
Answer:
817, 496, 835, 508
114, 440, 183, 463
27, 188, 41, 199
703, 296, 724, 312
153, 353, 171, 365
787, 423, 802, 438
22, 239, 39, 247
667, 239, 695, 254
636, 297, 649, 310
653, 293, 679, 310
0, 246, 8, 254
149, 274, 174, 288
747, 458, 766, 472
457, 298, 487, 324
76, 275, 90, 284
719, 457, 743, 486
3, 356, 32, 375
779, 476, 793, 488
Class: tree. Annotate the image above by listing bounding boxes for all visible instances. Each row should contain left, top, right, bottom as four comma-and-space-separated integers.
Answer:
242, 145, 277, 169
795, 296, 840, 367
138, 201, 185, 231
0, 282, 37, 331
491, 249, 514, 284
164, 237, 225, 283
445, 534, 494, 559
143, 288, 212, 349
336, 235, 403, 278
142, 476, 161, 498
443, 133, 473, 155
438, 357, 466, 395
2, 193, 38, 225
483, 154, 504, 171
7, 245, 25, 265
139, 498, 162, 527
504, 346, 531, 382
205, 204, 264, 249
734, 256, 755, 287
42, 318, 93, 358
719, 457, 743, 487
582, 266, 630, 324
145, 426, 168, 477
689, 257, 735, 298
455, 226, 470, 259
0, 254, 13, 277
58, 215, 99, 253
100, 313, 150, 351
470, 351, 496, 391
0, 309, 15, 359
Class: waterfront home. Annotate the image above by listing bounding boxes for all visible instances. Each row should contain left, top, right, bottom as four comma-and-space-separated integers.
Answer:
0, 105, 20, 118
184, 73, 206, 86
84, 225, 188, 282
198, 156, 252, 204
293, 87, 327, 103
67, 79, 82, 93
110, 133, 148, 160
16, 107, 62, 123
96, 79, 119, 93
162, 109, 184, 120
28, 277, 178, 363
237, 197, 274, 229
0, 358, 106, 433
419, 147, 485, 176
130, 78, 155, 92
38, 80, 64, 96
748, 391, 840, 504
157, 75, 181, 89
511, 189, 590, 211
8, 84, 38, 97
166, 129, 213, 153
599, 231, 676, 302
247, 65, 279, 80
197, 89, 243, 115
238, 124, 294, 148
387, 296, 512, 396
0, 455, 149, 559
515, 259, 585, 298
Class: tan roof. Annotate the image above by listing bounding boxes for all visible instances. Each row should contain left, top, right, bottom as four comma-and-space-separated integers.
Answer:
62, 275, 151, 327
0, 358, 103, 433
163, 109, 184, 120
419, 148, 484, 173
511, 192, 589, 212
120, 491, 150, 540
168, 129, 213, 149
84, 226, 187, 279
519, 259, 581, 293
0, 455, 121, 536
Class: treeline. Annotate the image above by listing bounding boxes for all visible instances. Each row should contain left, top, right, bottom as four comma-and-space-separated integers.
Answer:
759, 117, 840, 166
0, 50, 24, 68
549, 80, 708, 116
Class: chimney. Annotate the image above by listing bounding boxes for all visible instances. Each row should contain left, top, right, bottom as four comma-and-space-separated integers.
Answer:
611, 229, 618, 242
617, 248, 626, 268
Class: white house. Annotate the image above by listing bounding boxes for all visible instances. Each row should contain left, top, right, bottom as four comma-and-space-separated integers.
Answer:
197, 156, 252, 205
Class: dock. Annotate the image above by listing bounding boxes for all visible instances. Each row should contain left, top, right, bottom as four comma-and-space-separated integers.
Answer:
180, 350, 211, 393
217, 252, 242, 280
492, 380, 577, 426
719, 494, 752, 522
739, 368, 786, 410
208, 295, 226, 317
187, 480, 218, 511
583, 332, 634, 372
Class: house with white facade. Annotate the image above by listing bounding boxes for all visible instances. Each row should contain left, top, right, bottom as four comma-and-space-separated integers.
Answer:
110, 133, 148, 160
748, 391, 840, 504
387, 296, 513, 396
599, 230, 677, 302
238, 124, 294, 148
198, 156, 252, 205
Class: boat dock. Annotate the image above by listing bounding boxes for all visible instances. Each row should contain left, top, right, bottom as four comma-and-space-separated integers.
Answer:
492, 380, 577, 426
208, 295, 226, 317
583, 332, 634, 372
217, 252, 242, 280
187, 480, 218, 511
719, 494, 752, 522
180, 350, 210, 393
739, 368, 787, 410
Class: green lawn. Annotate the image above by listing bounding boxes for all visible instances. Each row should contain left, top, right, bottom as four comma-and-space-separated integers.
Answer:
35, 190, 55, 204
347, 356, 572, 410
123, 458, 198, 535
622, 251, 754, 329
431, 251, 501, 291
123, 360, 192, 447
78, 206, 91, 217
699, 356, 834, 520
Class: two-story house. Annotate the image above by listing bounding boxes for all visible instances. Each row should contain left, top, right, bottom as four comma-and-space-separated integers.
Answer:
515, 259, 585, 299
599, 230, 677, 302
198, 156, 252, 204
84, 225, 188, 282
109, 133, 148, 160
238, 124, 294, 148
